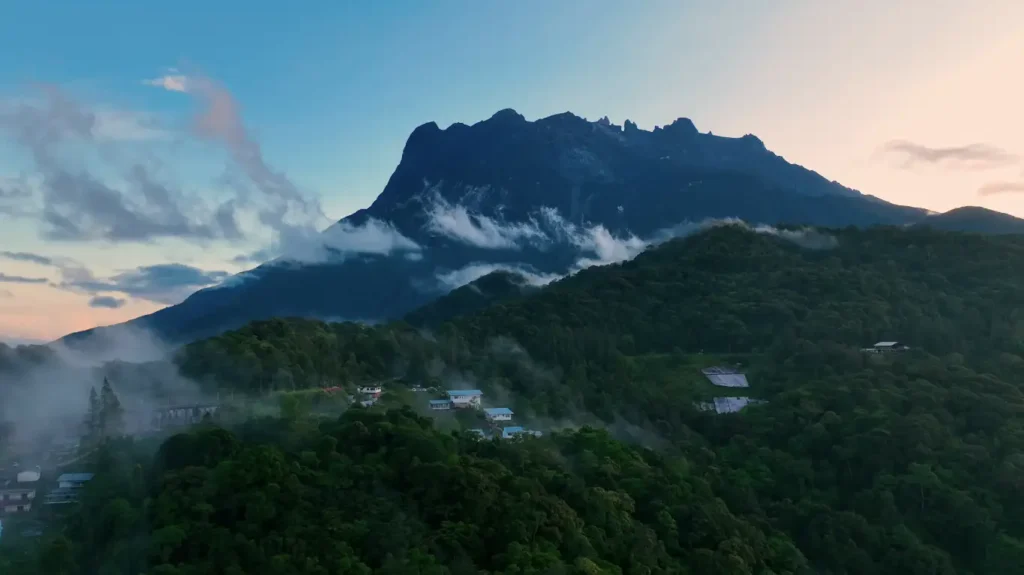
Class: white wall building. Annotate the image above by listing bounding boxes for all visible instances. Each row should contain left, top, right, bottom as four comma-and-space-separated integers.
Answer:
447, 389, 483, 408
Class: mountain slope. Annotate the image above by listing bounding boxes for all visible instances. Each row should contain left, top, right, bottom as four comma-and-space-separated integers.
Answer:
161, 223, 1024, 574
914, 205, 1024, 234
403, 270, 541, 328
60, 110, 1016, 346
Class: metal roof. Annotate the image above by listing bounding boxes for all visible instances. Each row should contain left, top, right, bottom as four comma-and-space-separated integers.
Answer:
484, 407, 513, 416
429, 399, 452, 405
502, 426, 525, 438
447, 389, 483, 397
874, 341, 899, 347
57, 473, 94, 483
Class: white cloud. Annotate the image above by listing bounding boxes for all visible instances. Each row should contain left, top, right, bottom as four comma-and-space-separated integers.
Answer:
435, 262, 561, 291
92, 109, 170, 142
425, 194, 546, 249
143, 74, 189, 93
238, 217, 421, 265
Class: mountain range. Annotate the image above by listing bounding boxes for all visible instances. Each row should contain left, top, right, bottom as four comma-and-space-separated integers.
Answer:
62, 110, 1024, 345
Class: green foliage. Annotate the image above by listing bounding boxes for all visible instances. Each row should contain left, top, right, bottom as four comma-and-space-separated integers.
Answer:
9, 409, 809, 574
8, 224, 1024, 573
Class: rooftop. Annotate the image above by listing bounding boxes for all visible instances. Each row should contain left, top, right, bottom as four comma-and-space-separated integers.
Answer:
874, 341, 900, 347
484, 407, 513, 416
57, 473, 94, 483
502, 426, 525, 437
429, 399, 452, 405
447, 389, 483, 397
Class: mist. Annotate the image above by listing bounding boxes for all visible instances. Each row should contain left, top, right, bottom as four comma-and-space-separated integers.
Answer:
0, 324, 214, 459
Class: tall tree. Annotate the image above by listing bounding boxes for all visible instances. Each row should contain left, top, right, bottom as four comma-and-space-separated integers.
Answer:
99, 378, 124, 437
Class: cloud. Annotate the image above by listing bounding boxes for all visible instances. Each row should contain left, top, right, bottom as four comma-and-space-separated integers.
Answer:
0, 251, 57, 266
880, 140, 1019, 170
0, 86, 241, 242
88, 295, 125, 309
0, 273, 47, 284
978, 181, 1024, 196
235, 217, 421, 265
61, 263, 229, 305
435, 262, 561, 290
425, 193, 547, 249
142, 72, 189, 93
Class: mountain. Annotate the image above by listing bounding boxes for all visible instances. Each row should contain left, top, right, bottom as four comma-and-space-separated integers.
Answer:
403, 270, 540, 328
60, 110, 1017, 346
914, 205, 1024, 234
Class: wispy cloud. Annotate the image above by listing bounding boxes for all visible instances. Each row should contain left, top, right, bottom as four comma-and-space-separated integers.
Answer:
142, 71, 189, 93
978, 181, 1024, 196
435, 262, 560, 290
88, 295, 125, 309
0, 251, 57, 266
425, 192, 547, 249
235, 217, 421, 265
880, 140, 1019, 170
0, 86, 240, 242
0, 273, 47, 284
60, 263, 229, 305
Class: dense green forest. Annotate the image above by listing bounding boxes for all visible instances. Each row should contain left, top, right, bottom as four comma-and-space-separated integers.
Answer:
6, 224, 1024, 573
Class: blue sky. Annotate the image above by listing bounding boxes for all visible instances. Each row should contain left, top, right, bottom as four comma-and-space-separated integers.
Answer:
2, 1, 1024, 341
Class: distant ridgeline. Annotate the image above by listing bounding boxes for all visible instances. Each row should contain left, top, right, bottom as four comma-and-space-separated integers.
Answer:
7, 224, 1024, 573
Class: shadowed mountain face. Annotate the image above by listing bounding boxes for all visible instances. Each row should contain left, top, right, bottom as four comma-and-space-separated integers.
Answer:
59, 110, 1021, 346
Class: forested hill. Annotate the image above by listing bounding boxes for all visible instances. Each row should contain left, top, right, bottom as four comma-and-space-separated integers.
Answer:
8, 224, 1024, 574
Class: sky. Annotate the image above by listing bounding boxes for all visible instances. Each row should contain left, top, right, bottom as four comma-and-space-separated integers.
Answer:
1, 0, 1023, 343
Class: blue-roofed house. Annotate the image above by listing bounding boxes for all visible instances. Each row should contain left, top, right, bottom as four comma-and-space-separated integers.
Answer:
484, 407, 513, 422
429, 399, 452, 411
57, 473, 94, 489
446, 389, 483, 408
502, 426, 542, 439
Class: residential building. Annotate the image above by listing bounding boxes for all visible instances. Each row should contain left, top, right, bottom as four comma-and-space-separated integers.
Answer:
447, 389, 483, 408
701, 366, 750, 388
484, 407, 513, 422
358, 386, 383, 396
429, 399, 453, 411
44, 473, 94, 506
862, 341, 910, 353
467, 429, 488, 438
501, 426, 542, 439
0, 468, 40, 515
57, 473, 94, 490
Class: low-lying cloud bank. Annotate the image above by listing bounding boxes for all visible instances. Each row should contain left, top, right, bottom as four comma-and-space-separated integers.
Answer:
424, 197, 837, 290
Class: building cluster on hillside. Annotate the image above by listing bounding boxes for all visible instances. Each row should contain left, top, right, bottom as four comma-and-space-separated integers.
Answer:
696, 396, 766, 414
427, 389, 542, 439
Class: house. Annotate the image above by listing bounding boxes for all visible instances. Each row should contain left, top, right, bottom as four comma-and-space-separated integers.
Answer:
863, 341, 910, 353
429, 399, 453, 411
44, 473, 94, 506
57, 473, 94, 490
501, 426, 542, 439
358, 385, 383, 397
484, 407, 513, 422
0, 469, 40, 515
446, 389, 483, 408
701, 366, 750, 388
467, 428, 488, 438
